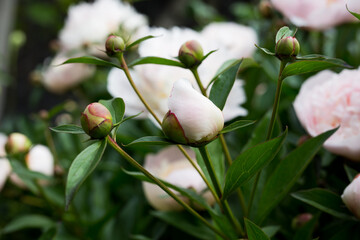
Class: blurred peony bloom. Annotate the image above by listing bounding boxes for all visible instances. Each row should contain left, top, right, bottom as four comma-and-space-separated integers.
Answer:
162, 79, 224, 146
41, 53, 95, 94
0, 133, 11, 191
5, 133, 32, 155
270, 0, 360, 30
342, 174, 360, 219
293, 68, 360, 161
142, 146, 215, 211
59, 0, 148, 53
107, 23, 255, 122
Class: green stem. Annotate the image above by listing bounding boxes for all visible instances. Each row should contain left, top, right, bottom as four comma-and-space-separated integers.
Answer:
107, 136, 229, 240
191, 68, 207, 96
247, 60, 287, 217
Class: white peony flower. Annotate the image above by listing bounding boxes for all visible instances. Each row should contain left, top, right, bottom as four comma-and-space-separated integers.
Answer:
162, 79, 224, 145
293, 68, 360, 161
142, 146, 215, 211
342, 174, 360, 219
0, 133, 11, 192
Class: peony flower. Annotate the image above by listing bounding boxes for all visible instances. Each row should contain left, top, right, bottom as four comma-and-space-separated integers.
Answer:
59, 0, 148, 53
341, 173, 360, 219
107, 24, 255, 122
162, 79, 224, 145
142, 146, 215, 211
293, 68, 360, 161
0, 133, 11, 192
270, 0, 360, 30
41, 53, 95, 94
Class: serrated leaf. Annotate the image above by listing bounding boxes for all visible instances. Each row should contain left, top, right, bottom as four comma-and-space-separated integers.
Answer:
62, 56, 120, 68
255, 44, 275, 56
99, 98, 125, 124
245, 218, 270, 240
220, 120, 255, 134
1, 215, 55, 234
222, 129, 287, 199
209, 59, 242, 110
128, 56, 185, 68
50, 124, 85, 134
291, 188, 354, 220
127, 35, 156, 49
275, 26, 296, 43
65, 140, 107, 210
124, 136, 174, 146
347, 4, 360, 21
256, 128, 337, 223
281, 58, 352, 80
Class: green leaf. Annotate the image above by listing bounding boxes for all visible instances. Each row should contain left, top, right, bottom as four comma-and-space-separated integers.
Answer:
255, 44, 275, 56
127, 35, 156, 49
201, 50, 217, 62
120, 111, 143, 124
256, 128, 337, 223
124, 136, 174, 146
50, 124, 85, 134
152, 211, 216, 240
222, 129, 287, 199
62, 56, 120, 68
65, 140, 107, 210
220, 120, 255, 134
344, 164, 358, 182
245, 218, 270, 240
128, 56, 185, 68
262, 226, 280, 238
275, 26, 296, 43
1, 215, 54, 234
291, 188, 354, 220
99, 98, 125, 124
347, 4, 360, 21
209, 59, 242, 110
281, 57, 352, 80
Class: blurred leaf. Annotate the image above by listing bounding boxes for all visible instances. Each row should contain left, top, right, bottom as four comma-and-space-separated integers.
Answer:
347, 5, 360, 20
99, 98, 125, 124
50, 124, 84, 134
256, 129, 337, 223
209, 59, 242, 110
38, 227, 57, 240
124, 136, 174, 146
244, 218, 270, 240
152, 211, 216, 240
344, 165, 358, 182
62, 56, 120, 68
293, 214, 319, 240
66, 140, 107, 210
281, 57, 352, 80
128, 56, 185, 68
255, 45, 275, 56
130, 235, 153, 240
1, 215, 54, 234
262, 226, 280, 238
220, 120, 255, 134
127, 35, 156, 49
10, 160, 52, 181
222, 129, 287, 199
275, 26, 296, 43
291, 188, 354, 220
239, 58, 259, 72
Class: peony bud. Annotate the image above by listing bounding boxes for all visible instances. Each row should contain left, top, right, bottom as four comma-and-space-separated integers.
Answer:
162, 79, 224, 146
291, 213, 313, 229
341, 173, 360, 219
178, 40, 204, 68
5, 133, 32, 155
275, 36, 300, 61
105, 35, 125, 57
80, 103, 113, 139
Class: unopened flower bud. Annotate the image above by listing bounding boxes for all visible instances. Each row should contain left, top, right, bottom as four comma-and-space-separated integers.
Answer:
291, 213, 313, 229
178, 40, 204, 68
80, 103, 113, 139
162, 79, 224, 146
342, 173, 360, 219
5, 133, 32, 155
105, 35, 125, 57
275, 36, 300, 61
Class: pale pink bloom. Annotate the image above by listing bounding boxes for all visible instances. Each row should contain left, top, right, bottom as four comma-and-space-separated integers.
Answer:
342, 174, 360, 219
0, 133, 11, 191
293, 68, 360, 161
142, 146, 215, 211
41, 53, 95, 94
270, 0, 360, 30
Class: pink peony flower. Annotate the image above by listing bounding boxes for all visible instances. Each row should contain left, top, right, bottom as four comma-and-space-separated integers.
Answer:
342, 173, 360, 219
270, 0, 360, 30
293, 68, 360, 161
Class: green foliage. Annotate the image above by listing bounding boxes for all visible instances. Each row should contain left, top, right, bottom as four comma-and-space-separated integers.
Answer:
244, 218, 270, 240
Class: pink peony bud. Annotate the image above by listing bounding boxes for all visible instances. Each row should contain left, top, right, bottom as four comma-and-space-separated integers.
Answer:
105, 35, 125, 57
275, 36, 300, 61
80, 103, 113, 139
341, 173, 360, 219
291, 213, 313, 229
178, 40, 204, 68
162, 79, 224, 146
5, 133, 32, 155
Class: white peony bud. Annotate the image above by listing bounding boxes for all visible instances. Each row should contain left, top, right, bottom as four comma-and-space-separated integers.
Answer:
162, 79, 224, 146
342, 174, 360, 219
142, 146, 215, 211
